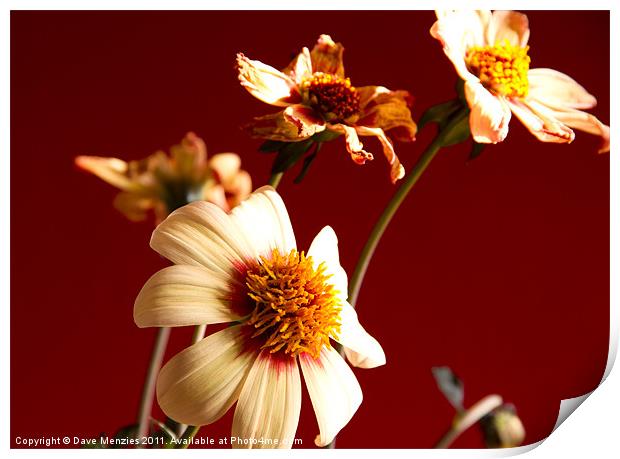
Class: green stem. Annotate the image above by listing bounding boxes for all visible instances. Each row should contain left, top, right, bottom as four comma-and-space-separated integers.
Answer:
136, 327, 171, 440
176, 425, 201, 449
347, 111, 467, 308
268, 171, 284, 188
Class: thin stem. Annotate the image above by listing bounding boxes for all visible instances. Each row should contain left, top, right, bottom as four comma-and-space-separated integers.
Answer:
136, 327, 171, 440
268, 171, 284, 188
177, 425, 201, 449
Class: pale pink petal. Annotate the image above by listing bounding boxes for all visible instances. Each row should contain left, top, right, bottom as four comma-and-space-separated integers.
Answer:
528, 68, 598, 110
208, 153, 241, 184
236, 53, 300, 107
336, 302, 386, 369
75, 156, 136, 191
310, 34, 345, 77
307, 226, 348, 300
231, 353, 302, 449
355, 126, 405, 183
150, 201, 255, 274
156, 325, 256, 426
134, 265, 249, 328
465, 81, 511, 144
299, 346, 362, 447
328, 123, 374, 165
486, 10, 530, 47
282, 47, 313, 85
508, 99, 575, 144
245, 105, 325, 141
230, 186, 297, 259
547, 107, 610, 153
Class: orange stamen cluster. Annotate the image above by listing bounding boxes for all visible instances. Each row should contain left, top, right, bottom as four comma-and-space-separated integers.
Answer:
465, 41, 531, 98
302, 72, 361, 121
245, 248, 341, 359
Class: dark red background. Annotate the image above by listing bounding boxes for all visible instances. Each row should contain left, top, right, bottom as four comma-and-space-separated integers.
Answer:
11, 11, 609, 448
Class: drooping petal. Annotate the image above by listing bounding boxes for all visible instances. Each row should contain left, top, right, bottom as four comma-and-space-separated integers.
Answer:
134, 265, 249, 328
336, 302, 386, 369
112, 191, 156, 222
354, 126, 405, 183
231, 353, 302, 449
299, 346, 362, 447
528, 68, 598, 110
282, 47, 313, 85
431, 10, 487, 82
236, 53, 300, 107
310, 35, 345, 77
328, 123, 373, 165
486, 10, 530, 47
547, 107, 610, 153
230, 186, 297, 259
75, 156, 136, 191
307, 226, 348, 299
464, 81, 511, 144
357, 87, 417, 142
156, 325, 256, 426
508, 99, 575, 144
150, 200, 254, 274
244, 105, 326, 142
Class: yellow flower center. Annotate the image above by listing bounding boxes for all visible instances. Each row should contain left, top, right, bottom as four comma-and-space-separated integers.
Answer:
302, 72, 361, 121
465, 41, 531, 98
245, 248, 341, 359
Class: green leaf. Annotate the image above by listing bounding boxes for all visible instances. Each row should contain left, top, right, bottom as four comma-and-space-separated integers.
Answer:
468, 141, 486, 161
293, 143, 322, 184
440, 110, 471, 147
311, 130, 341, 143
258, 140, 286, 153
455, 78, 467, 104
432, 366, 464, 411
271, 139, 314, 174
418, 99, 463, 131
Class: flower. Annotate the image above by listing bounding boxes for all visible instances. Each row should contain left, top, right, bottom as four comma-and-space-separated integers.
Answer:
75, 132, 252, 223
480, 404, 526, 448
431, 10, 610, 153
134, 187, 385, 448
236, 34, 417, 183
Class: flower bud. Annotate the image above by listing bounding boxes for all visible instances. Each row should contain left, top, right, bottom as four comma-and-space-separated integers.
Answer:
480, 404, 526, 448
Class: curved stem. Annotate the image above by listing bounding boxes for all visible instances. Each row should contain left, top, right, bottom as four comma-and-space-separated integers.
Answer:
177, 425, 201, 449
136, 327, 171, 440
268, 171, 284, 188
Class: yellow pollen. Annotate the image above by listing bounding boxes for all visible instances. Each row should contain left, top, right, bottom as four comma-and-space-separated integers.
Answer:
301, 72, 361, 121
465, 40, 531, 98
245, 248, 341, 359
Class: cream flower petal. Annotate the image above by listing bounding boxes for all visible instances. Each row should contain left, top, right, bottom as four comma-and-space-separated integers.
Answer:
231, 353, 302, 449
134, 265, 249, 328
236, 53, 300, 107
225, 170, 253, 207
230, 186, 297, 259
528, 68, 598, 110
156, 325, 256, 426
245, 105, 326, 141
75, 156, 136, 191
208, 153, 241, 184
282, 47, 313, 85
355, 126, 405, 183
328, 124, 373, 165
547, 107, 610, 153
310, 34, 345, 77
357, 87, 417, 142
508, 99, 575, 144
150, 201, 254, 274
464, 81, 511, 144
307, 226, 347, 298
431, 11, 487, 82
336, 302, 386, 369
486, 10, 530, 47
299, 346, 362, 447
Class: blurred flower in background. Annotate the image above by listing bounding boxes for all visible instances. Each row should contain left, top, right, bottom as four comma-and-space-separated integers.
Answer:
237, 34, 417, 183
134, 187, 385, 448
431, 10, 610, 152
75, 132, 252, 223
480, 403, 526, 448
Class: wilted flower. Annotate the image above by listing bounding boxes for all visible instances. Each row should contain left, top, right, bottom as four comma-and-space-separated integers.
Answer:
480, 404, 526, 448
237, 35, 417, 183
431, 10, 609, 152
75, 133, 252, 223
134, 187, 385, 448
